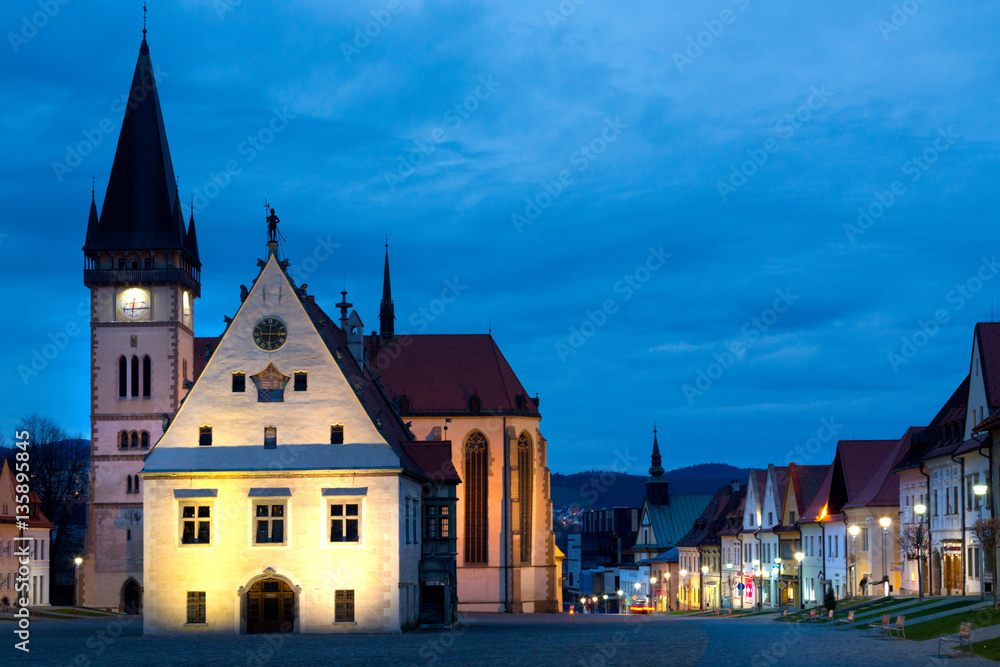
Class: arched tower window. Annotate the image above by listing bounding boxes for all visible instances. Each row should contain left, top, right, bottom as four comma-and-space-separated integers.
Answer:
142, 355, 151, 398
140, 431, 150, 449
518, 431, 534, 564
130, 355, 139, 398
119, 356, 128, 398
134, 475, 140, 494
130, 431, 139, 450
464, 431, 488, 565
119, 431, 128, 450
127, 476, 132, 494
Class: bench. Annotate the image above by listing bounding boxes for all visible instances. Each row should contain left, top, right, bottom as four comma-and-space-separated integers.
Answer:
834, 610, 855, 629
867, 614, 890, 637
884, 615, 905, 639
939, 622, 974, 656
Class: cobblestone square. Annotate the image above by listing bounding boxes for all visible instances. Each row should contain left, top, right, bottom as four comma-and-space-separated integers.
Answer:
9, 613, 993, 666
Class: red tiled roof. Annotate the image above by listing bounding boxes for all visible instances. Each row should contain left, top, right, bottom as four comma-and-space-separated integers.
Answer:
844, 428, 920, 509
787, 463, 829, 520
372, 334, 539, 415
401, 441, 462, 484
799, 464, 834, 523
976, 323, 1000, 409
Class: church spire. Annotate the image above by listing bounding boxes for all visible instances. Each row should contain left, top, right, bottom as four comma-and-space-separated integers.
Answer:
649, 423, 664, 476
83, 33, 192, 264
186, 199, 200, 262
85, 181, 99, 248
379, 238, 395, 344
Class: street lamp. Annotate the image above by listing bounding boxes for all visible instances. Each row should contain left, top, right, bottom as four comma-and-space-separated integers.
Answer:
650, 576, 657, 612
680, 569, 688, 610
73, 556, 83, 613
602, 594, 608, 614
701, 565, 709, 611
915, 503, 927, 602
665, 572, 671, 611
794, 552, 804, 610
975, 484, 988, 601
617, 589, 624, 614
634, 581, 641, 611
849, 525, 860, 598
879, 517, 892, 596
592, 596, 598, 614
725, 562, 734, 610
751, 559, 761, 611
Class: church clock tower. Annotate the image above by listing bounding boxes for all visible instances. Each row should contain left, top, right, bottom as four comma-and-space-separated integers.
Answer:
81, 32, 200, 612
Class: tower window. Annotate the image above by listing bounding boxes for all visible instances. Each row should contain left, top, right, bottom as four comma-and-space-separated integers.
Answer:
294, 372, 307, 392
199, 426, 212, 447
264, 426, 277, 449
119, 356, 128, 398
232, 373, 246, 392
331, 424, 344, 445
142, 355, 151, 398
127, 476, 132, 494
134, 475, 140, 494
144, 257, 152, 269
518, 432, 534, 563
141, 431, 150, 449
130, 355, 139, 398
130, 431, 139, 450
119, 430, 128, 450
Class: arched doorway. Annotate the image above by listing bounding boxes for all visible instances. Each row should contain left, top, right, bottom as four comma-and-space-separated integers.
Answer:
122, 579, 141, 615
245, 578, 295, 634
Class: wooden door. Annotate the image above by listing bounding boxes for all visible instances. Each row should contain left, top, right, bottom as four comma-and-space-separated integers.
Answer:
246, 579, 295, 634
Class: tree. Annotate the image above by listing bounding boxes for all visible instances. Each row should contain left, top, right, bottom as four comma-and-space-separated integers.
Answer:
14, 414, 89, 575
899, 523, 930, 600
824, 584, 837, 612
974, 517, 1000, 610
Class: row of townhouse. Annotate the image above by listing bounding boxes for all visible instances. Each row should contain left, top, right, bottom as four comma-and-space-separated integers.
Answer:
656, 322, 1000, 611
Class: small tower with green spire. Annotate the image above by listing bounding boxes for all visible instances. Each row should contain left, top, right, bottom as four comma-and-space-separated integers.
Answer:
646, 425, 670, 505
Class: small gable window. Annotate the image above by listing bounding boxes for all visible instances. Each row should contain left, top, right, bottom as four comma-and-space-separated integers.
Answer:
232, 373, 245, 392
331, 424, 344, 445
294, 372, 307, 392
264, 426, 277, 449
199, 426, 213, 447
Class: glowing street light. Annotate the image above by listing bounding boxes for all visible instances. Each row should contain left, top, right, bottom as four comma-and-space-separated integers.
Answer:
849, 525, 860, 598
914, 503, 927, 602
880, 517, 892, 596
794, 551, 805, 609
975, 484, 989, 601
701, 565, 709, 611
73, 556, 83, 613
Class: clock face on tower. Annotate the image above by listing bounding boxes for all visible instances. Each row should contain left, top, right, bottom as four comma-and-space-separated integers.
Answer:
117, 287, 151, 321
253, 316, 288, 351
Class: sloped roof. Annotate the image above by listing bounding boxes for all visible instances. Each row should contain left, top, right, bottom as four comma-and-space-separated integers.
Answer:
402, 441, 461, 484
895, 375, 968, 471
799, 464, 834, 524
844, 428, 920, 509
84, 37, 195, 262
976, 323, 1000, 410
638, 494, 712, 550
779, 464, 828, 529
372, 334, 539, 415
637, 547, 679, 565
676, 485, 733, 549
718, 485, 748, 536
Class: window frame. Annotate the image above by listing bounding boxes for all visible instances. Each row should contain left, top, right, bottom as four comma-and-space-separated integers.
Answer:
199, 426, 213, 447
186, 591, 206, 624
252, 500, 288, 546
334, 589, 355, 623
294, 371, 307, 392
327, 498, 363, 546
232, 372, 246, 393
330, 424, 344, 445
178, 501, 213, 547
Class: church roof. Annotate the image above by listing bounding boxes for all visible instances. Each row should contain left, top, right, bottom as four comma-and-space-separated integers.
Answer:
84, 36, 197, 262
402, 441, 461, 484
373, 334, 539, 415
635, 494, 712, 551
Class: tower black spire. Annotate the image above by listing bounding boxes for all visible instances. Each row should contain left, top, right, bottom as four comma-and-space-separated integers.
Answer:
379, 239, 395, 344
646, 424, 670, 506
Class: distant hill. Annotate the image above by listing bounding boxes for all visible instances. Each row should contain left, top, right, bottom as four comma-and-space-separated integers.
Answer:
550, 463, 749, 511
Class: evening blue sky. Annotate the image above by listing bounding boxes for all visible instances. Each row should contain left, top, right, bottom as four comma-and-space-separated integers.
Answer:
2, 1, 998, 473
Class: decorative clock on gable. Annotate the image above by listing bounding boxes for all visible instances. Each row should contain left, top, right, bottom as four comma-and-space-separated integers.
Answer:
253, 316, 287, 351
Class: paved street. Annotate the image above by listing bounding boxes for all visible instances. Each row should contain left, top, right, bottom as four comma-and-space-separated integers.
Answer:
4, 612, 992, 666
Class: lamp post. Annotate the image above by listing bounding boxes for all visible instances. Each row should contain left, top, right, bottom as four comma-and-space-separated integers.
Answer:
650, 576, 657, 612
634, 582, 641, 612
592, 596, 599, 614
914, 503, 927, 602
603, 594, 608, 614
751, 559, 761, 611
975, 484, 988, 601
725, 562, 734, 610
773, 557, 782, 609
665, 572, 671, 611
794, 552, 804, 610
677, 570, 691, 608
701, 565, 709, 611
73, 556, 83, 613
880, 517, 892, 596
617, 589, 624, 614
849, 525, 860, 598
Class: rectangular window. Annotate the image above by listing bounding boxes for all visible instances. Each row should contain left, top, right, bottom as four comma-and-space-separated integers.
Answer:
955, 487, 960, 516
934, 490, 939, 516
186, 592, 206, 624
330, 503, 360, 542
254, 502, 286, 544
405, 501, 410, 544
294, 372, 307, 391
233, 373, 245, 392
331, 424, 344, 445
144, 257, 152, 269
334, 590, 355, 623
199, 426, 212, 447
861, 527, 870, 552
118, 257, 126, 269
264, 426, 277, 449
768, 512, 773, 525
789, 511, 795, 524
180, 504, 211, 544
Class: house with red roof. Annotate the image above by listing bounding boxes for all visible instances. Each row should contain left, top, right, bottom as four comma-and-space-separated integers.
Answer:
773, 463, 828, 607
0, 460, 54, 607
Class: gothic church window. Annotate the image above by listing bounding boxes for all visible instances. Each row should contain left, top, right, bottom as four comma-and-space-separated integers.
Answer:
142, 355, 151, 398
518, 432, 533, 563
119, 356, 128, 398
130, 355, 139, 398
464, 431, 488, 564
